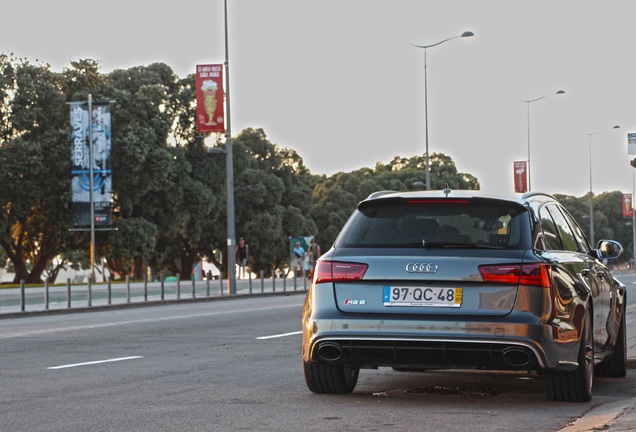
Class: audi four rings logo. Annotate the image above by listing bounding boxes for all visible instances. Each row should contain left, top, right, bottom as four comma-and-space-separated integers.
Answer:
405, 263, 439, 273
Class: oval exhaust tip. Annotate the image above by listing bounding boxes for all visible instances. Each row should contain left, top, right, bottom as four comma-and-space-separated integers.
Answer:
502, 348, 531, 367
317, 343, 343, 362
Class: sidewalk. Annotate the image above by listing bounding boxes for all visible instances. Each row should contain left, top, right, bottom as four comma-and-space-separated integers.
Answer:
559, 301, 636, 432
627, 303, 636, 369
0, 275, 309, 317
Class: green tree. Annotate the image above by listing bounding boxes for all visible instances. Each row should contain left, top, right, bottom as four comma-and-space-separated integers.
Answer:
0, 53, 16, 142
311, 181, 357, 249
0, 59, 217, 282
0, 59, 81, 283
429, 153, 479, 190
557, 191, 632, 265
594, 191, 632, 264
105, 217, 157, 279
219, 128, 316, 276
100, 64, 189, 279
310, 152, 480, 249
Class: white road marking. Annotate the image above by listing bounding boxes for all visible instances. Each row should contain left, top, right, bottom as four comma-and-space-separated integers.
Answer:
48, 356, 143, 370
256, 331, 302, 340
0, 304, 301, 339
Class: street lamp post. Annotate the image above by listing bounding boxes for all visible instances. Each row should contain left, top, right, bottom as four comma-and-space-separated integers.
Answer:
587, 125, 620, 246
223, 0, 237, 295
413, 31, 474, 191
522, 90, 565, 191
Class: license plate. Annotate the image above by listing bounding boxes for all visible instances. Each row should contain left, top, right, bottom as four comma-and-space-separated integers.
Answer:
383, 286, 462, 307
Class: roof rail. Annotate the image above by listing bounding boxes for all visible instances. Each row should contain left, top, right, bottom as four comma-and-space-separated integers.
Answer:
521, 191, 556, 200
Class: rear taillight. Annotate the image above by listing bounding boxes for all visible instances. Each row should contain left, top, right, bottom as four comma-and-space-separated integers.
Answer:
479, 263, 551, 287
313, 260, 368, 284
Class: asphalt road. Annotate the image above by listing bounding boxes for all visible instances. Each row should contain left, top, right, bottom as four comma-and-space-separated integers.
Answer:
1, 293, 635, 432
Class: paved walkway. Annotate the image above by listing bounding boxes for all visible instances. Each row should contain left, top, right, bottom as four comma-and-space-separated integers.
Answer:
558, 301, 636, 432
0, 276, 309, 316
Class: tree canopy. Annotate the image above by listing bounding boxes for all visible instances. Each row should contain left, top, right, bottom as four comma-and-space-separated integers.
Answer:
0, 54, 633, 283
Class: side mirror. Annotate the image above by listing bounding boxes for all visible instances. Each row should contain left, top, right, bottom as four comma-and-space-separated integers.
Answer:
595, 240, 623, 260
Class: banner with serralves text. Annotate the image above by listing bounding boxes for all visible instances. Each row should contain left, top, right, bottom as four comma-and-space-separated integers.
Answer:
196, 64, 225, 133
69, 101, 112, 226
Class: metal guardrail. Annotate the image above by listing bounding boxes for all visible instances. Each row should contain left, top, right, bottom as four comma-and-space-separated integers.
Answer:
0, 271, 309, 316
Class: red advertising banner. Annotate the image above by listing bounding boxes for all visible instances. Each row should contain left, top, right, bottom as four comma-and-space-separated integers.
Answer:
513, 161, 528, 193
623, 193, 633, 218
195, 64, 225, 133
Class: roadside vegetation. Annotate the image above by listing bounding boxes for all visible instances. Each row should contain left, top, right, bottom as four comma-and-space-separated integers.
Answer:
0, 54, 631, 283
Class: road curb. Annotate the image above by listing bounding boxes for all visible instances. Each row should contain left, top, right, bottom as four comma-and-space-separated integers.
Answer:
559, 398, 636, 432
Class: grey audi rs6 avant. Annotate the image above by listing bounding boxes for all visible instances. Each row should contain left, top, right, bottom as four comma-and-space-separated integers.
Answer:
302, 190, 627, 402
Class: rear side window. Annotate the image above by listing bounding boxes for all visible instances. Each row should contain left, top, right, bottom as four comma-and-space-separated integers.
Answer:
539, 206, 562, 250
546, 205, 579, 252
538, 204, 584, 252
337, 199, 529, 249
558, 206, 592, 252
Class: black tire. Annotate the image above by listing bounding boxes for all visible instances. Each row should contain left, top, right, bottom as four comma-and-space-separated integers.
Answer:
595, 305, 627, 378
303, 361, 359, 394
544, 308, 593, 402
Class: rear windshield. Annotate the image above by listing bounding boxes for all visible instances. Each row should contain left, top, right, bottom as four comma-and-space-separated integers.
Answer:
336, 198, 530, 249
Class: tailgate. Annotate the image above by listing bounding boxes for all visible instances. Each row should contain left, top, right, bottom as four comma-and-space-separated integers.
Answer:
331, 249, 526, 316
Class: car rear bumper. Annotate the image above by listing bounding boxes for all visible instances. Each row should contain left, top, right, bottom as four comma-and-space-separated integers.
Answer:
309, 337, 541, 370
302, 318, 581, 372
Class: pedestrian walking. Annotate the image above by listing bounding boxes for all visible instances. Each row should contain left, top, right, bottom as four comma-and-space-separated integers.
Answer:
307, 238, 321, 278
293, 241, 305, 278
235, 237, 249, 279
303, 247, 313, 279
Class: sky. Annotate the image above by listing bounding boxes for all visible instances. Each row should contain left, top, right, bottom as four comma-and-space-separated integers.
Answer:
3, 0, 636, 197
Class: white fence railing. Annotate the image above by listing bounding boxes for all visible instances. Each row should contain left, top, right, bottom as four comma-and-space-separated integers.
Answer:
0, 271, 309, 316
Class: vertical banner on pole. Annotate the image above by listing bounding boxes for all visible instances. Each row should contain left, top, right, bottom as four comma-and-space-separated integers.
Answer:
195, 64, 225, 133
628, 132, 636, 155
623, 194, 633, 218
513, 161, 528, 193
70, 101, 112, 226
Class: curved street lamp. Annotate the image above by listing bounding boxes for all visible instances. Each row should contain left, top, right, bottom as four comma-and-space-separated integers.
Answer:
522, 90, 565, 191
413, 31, 474, 190
587, 125, 620, 246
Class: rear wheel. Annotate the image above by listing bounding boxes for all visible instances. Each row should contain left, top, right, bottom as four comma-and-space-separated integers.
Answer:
595, 305, 627, 378
545, 307, 593, 402
303, 361, 359, 394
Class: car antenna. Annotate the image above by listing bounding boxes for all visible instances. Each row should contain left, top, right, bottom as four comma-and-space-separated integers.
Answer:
443, 183, 451, 197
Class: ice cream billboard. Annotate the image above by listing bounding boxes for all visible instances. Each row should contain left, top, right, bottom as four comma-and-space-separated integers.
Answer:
196, 64, 225, 133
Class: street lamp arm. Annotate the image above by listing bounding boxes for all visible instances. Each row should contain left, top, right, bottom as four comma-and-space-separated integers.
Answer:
412, 31, 474, 50
412, 37, 457, 49
522, 89, 566, 104
588, 125, 620, 136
